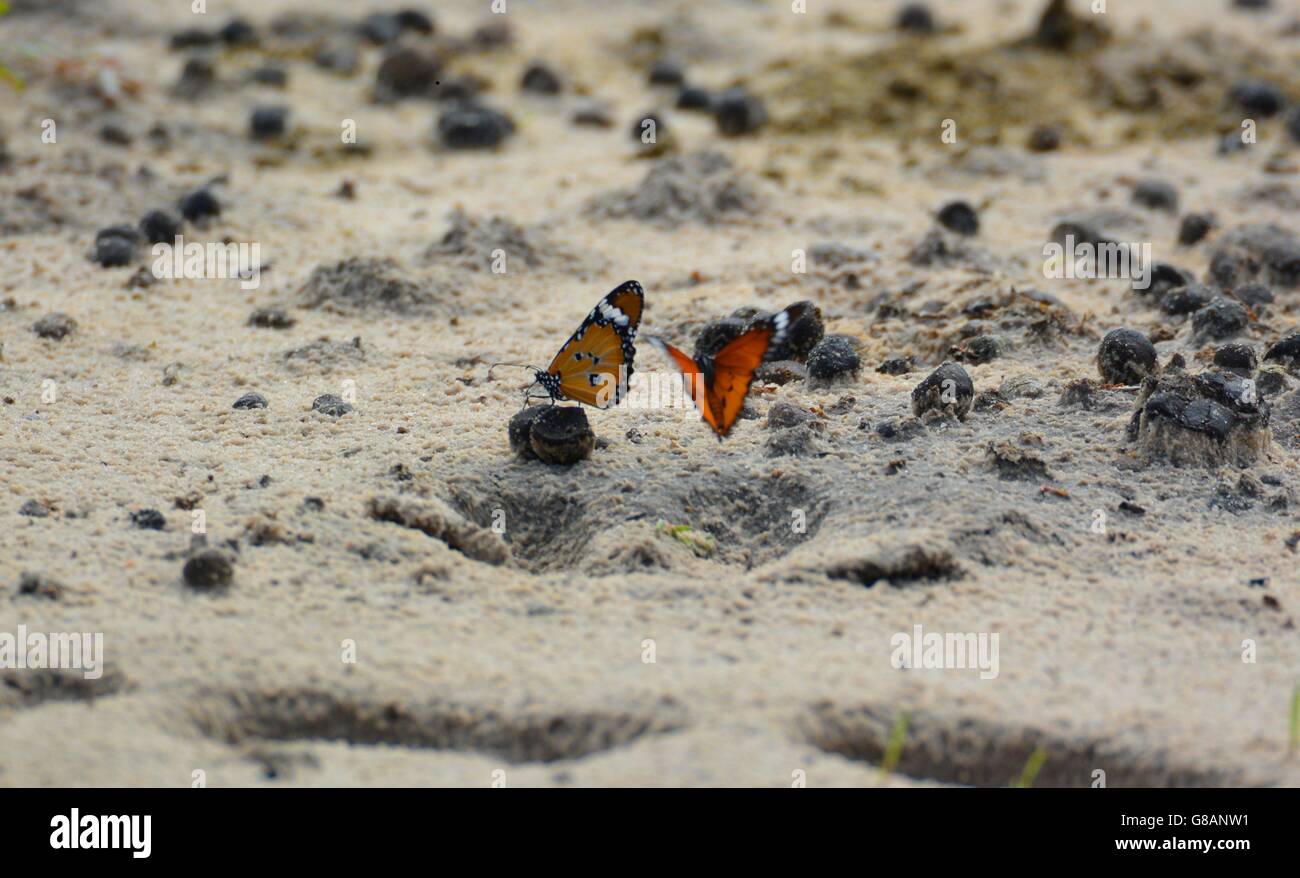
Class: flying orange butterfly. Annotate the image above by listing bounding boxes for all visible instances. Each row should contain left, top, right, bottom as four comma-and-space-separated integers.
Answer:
491, 280, 644, 408
648, 301, 810, 439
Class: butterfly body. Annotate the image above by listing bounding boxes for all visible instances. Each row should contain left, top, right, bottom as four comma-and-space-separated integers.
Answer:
650, 301, 811, 439
509, 280, 644, 409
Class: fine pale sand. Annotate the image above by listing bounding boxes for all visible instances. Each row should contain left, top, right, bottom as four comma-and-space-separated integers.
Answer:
2, 0, 1299, 787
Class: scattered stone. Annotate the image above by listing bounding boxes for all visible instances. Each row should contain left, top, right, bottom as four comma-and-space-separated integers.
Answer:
951, 334, 1006, 365
1128, 370, 1271, 466
648, 60, 685, 86
521, 61, 562, 94
93, 230, 136, 267
1031, 0, 1109, 51
1229, 79, 1285, 117
249, 105, 289, 140
1160, 283, 1212, 315
183, 549, 233, 591
437, 102, 514, 149
312, 394, 353, 417
99, 123, 132, 146
218, 17, 258, 47
359, 12, 402, 44
1137, 262, 1194, 298
714, 89, 767, 136
1257, 369, 1290, 397
527, 406, 594, 465
139, 209, 181, 245
936, 200, 979, 236
754, 360, 807, 385
173, 57, 217, 100
376, 48, 442, 100
896, 3, 937, 33
1209, 224, 1300, 289
1177, 213, 1214, 246
677, 85, 712, 111
877, 356, 915, 375
1264, 332, 1300, 368
1236, 283, 1274, 308
130, 509, 167, 530
1027, 124, 1061, 152
19, 499, 50, 517
178, 189, 221, 223
1131, 179, 1179, 213
18, 572, 63, 600
571, 102, 614, 128
32, 313, 77, 340
807, 336, 861, 386
1191, 297, 1249, 341
1214, 343, 1258, 375
250, 66, 288, 88
766, 401, 820, 431
249, 307, 296, 329
233, 391, 268, 410
911, 362, 974, 419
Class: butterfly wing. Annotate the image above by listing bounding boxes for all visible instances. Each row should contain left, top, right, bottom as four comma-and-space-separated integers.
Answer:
645, 336, 719, 431
544, 281, 644, 408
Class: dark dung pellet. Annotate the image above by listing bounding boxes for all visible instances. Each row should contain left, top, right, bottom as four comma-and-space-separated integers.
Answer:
183, 550, 233, 591
1131, 179, 1179, 213
648, 60, 685, 87
714, 89, 767, 137
1264, 332, 1300, 368
93, 233, 136, 267
438, 103, 514, 149
249, 308, 296, 329
218, 17, 258, 47
936, 201, 979, 236
807, 335, 861, 385
233, 392, 268, 410
178, 189, 221, 222
521, 62, 562, 94
528, 406, 594, 465
1229, 80, 1285, 117
1177, 213, 1213, 246
911, 362, 974, 419
312, 394, 353, 417
1027, 125, 1061, 152
139, 209, 181, 245
1160, 283, 1212, 315
1192, 297, 1249, 341
897, 3, 937, 33
32, 313, 77, 340
20, 499, 50, 517
249, 106, 289, 140
1097, 328, 1157, 385
131, 508, 167, 530
1213, 343, 1258, 375
376, 48, 442, 99
508, 405, 546, 459
877, 356, 915, 375
677, 85, 712, 111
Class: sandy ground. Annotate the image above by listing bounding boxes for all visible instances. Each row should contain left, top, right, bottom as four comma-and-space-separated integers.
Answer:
2, 0, 1300, 787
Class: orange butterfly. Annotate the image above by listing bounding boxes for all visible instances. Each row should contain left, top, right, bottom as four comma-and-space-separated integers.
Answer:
648, 301, 810, 438
491, 280, 644, 408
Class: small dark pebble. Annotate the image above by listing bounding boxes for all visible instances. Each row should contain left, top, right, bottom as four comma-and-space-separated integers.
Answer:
912, 362, 974, 419
174, 57, 216, 99
1192, 297, 1249, 341
877, 356, 915, 375
521, 62, 562, 94
1098, 328, 1157, 385
953, 334, 1006, 365
1131, 179, 1179, 213
249, 105, 289, 140
1027, 125, 1061, 152
250, 66, 288, 88
139, 209, 181, 245
1136, 262, 1193, 298
233, 391, 268, 410
1118, 500, 1146, 516
1264, 332, 1300, 368
714, 89, 767, 137
183, 549, 233, 591
1161, 283, 1212, 315
676, 85, 712, 111
377, 48, 443, 99
312, 394, 353, 417
1236, 283, 1273, 307
218, 17, 258, 47
571, 102, 614, 128
438, 103, 515, 149
178, 189, 221, 223
1229, 80, 1285, 117
1177, 213, 1214, 246
359, 12, 403, 45
99, 123, 132, 146
806, 336, 861, 386
20, 499, 50, 517
936, 200, 979, 236
1213, 343, 1258, 375
93, 233, 136, 267
130, 508, 167, 530
18, 572, 63, 600
528, 406, 594, 465
897, 3, 937, 33
648, 60, 686, 87
395, 9, 436, 34
1257, 369, 1290, 397
249, 308, 296, 329
32, 313, 77, 340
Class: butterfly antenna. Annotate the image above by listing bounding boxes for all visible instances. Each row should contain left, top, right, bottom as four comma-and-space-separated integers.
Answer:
488, 361, 542, 380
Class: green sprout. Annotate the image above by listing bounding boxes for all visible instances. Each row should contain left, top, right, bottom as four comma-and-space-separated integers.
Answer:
879, 712, 909, 780
0, 1, 23, 92
655, 521, 715, 558
1012, 747, 1048, 788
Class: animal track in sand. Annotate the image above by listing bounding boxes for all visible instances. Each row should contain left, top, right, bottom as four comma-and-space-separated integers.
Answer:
803, 703, 1242, 787
192, 688, 686, 764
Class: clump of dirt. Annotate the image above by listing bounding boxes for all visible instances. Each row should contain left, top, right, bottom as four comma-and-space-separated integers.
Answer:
1128, 368, 1273, 467
585, 152, 764, 226
423, 209, 570, 273
297, 257, 437, 315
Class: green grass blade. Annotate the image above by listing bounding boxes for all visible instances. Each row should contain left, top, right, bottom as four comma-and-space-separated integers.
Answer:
1013, 747, 1048, 788
879, 712, 909, 779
